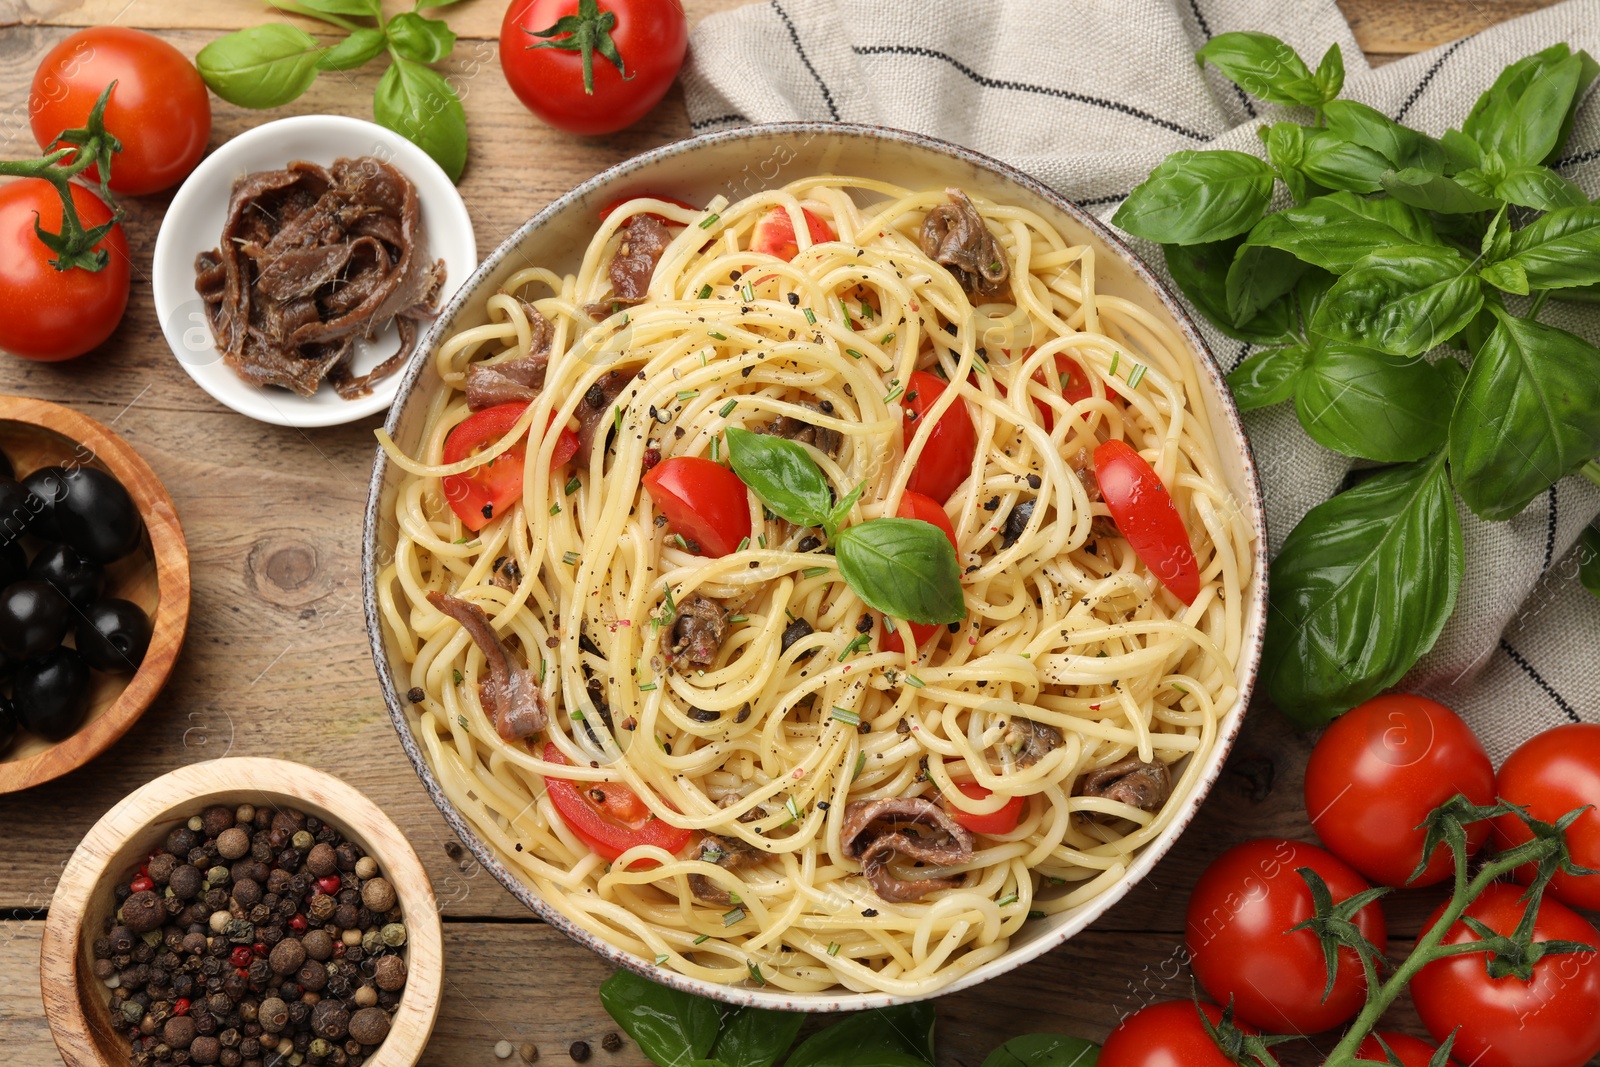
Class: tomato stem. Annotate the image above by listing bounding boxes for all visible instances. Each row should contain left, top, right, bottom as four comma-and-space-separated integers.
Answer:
0, 81, 123, 273
525, 0, 632, 96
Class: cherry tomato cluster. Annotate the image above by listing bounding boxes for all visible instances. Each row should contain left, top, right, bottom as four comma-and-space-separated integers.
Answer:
1103, 697, 1600, 1067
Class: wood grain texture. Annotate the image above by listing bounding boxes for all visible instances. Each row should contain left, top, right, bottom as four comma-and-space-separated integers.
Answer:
0, 0, 1566, 1062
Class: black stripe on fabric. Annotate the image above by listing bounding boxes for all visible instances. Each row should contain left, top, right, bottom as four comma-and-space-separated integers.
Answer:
770, 0, 840, 121
1543, 485, 1558, 574
1186, 0, 1258, 119
1074, 193, 1129, 207
1394, 36, 1471, 123
1231, 341, 1252, 373
1554, 145, 1600, 170
1501, 638, 1582, 723
851, 44, 1210, 142
691, 113, 748, 131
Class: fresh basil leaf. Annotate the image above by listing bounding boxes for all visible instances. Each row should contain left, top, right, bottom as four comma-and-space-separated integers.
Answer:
1298, 129, 1391, 194
1112, 150, 1275, 245
387, 11, 457, 63
316, 26, 384, 70
1227, 343, 1309, 411
1226, 243, 1306, 327
1579, 527, 1600, 602
293, 0, 380, 14
1264, 451, 1463, 727
599, 970, 720, 1067
1313, 245, 1483, 357
1322, 99, 1448, 172
1244, 190, 1439, 274
710, 1007, 806, 1067
1379, 168, 1501, 214
373, 55, 467, 182
1553, 282, 1600, 305
1481, 260, 1529, 296
725, 426, 833, 528
1449, 309, 1600, 521
1262, 122, 1313, 204
1482, 205, 1511, 262
1315, 43, 1345, 102
1494, 165, 1589, 211
196, 24, 323, 108
1196, 32, 1325, 107
1294, 344, 1452, 461
786, 1003, 936, 1067
1163, 240, 1297, 345
1440, 128, 1483, 172
1480, 205, 1600, 292
1464, 45, 1597, 165
834, 519, 965, 626
982, 1035, 1100, 1067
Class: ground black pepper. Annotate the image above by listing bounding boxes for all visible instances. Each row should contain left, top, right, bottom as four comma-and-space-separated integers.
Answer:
569, 1041, 591, 1062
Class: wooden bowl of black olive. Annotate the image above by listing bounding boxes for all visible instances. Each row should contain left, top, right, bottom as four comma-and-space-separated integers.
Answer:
0, 394, 190, 793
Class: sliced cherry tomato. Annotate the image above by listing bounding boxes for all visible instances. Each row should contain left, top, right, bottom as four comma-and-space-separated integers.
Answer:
882, 490, 958, 654
1186, 838, 1387, 1034
1093, 439, 1200, 604
947, 782, 1024, 835
0, 180, 129, 362
442, 404, 578, 532
750, 205, 836, 261
1493, 723, 1600, 910
599, 193, 696, 226
542, 743, 692, 864
1026, 351, 1094, 431
1100, 1000, 1254, 1067
902, 370, 977, 504
1356, 1033, 1458, 1067
642, 456, 751, 557
1304, 693, 1494, 887
1412, 881, 1600, 1067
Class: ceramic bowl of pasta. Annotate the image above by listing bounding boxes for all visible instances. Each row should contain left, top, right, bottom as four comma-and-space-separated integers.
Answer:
363, 123, 1267, 1009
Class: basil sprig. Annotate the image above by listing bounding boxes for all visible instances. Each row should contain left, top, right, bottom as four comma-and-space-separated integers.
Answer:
725, 427, 862, 538
1121, 32, 1600, 726
198, 0, 469, 181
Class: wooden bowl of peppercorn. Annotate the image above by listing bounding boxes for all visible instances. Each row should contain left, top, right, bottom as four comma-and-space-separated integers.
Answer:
39, 757, 443, 1067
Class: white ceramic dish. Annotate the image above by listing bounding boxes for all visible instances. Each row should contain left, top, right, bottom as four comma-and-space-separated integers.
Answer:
363, 123, 1269, 1010
151, 115, 477, 428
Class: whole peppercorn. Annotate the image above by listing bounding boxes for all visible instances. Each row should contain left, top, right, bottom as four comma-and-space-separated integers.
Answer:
220, 1053, 241, 1067
520, 1043, 539, 1063
167, 828, 200, 857
296, 960, 328, 992
353, 857, 379, 881
276, 849, 303, 873
94, 959, 116, 980
291, 830, 315, 851
207, 866, 232, 888
191, 1036, 221, 1065
258, 998, 288, 1034
188, 843, 219, 868
346, 1007, 389, 1046
287, 1001, 311, 1029
601, 1033, 622, 1053
334, 844, 359, 872
219, 1029, 241, 1050
300, 929, 334, 962
169, 865, 203, 901
124, 892, 166, 934
240, 1037, 260, 1057
266, 870, 293, 896
235, 805, 255, 826
164, 1016, 197, 1050
223, 973, 249, 1001
379, 924, 406, 949
111, 926, 138, 954
352, 986, 377, 1009
305, 844, 338, 878
251, 836, 274, 865
202, 805, 236, 836
358, 879, 395, 914
307, 894, 336, 925
372, 955, 405, 992
149, 854, 179, 886
310, 1001, 350, 1041
268, 937, 306, 976
216, 829, 250, 862
272, 810, 305, 835
334, 904, 360, 931
232, 879, 263, 909
569, 1041, 591, 1062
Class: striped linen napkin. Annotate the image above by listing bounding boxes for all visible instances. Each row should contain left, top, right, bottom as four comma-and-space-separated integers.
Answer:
680, 0, 1600, 758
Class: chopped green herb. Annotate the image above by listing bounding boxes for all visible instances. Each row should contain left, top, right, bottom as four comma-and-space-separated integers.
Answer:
742, 282, 755, 301
655, 953, 669, 965
570, 709, 586, 722
883, 384, 904, 403
452, 536, 471, 544
881, 332, 896, 345
663, 584, 677, 615
827, 941, 841, 956
830, 707, 861, 727
563, 551, 580, 565
747, 962, 765, 985
719, 399, 738, 417
785, 796, 802, 821
904, 673, 926, 689
838, 635, 869, 660
1172, 683, 1190, 694
1028, 910, 1048, 919
612, 405, 623, 433
456, 714, 468, 729
803, 566, 829, 579
757, 534, 767, 549
678, 390, 699, 401
737, 537, 751, 552
728, 614, 748, 624
693, 934, 710, 945
639, 682, 657, 692
883, 616, 897, 633
667, 533, 691, 550
723, 907, 746, 926
1109, 351, 1121, 377
549, 503, 562, 516
997, 892, 1019, 907
851, 751, 867, 781
708, 330, 727, 340
698, 284, 713, 299
452, 669, 463, 686
710, 436, 720, 462
699, 212, 720, 229
564, 475, 581, 495
846, 349, 866, 360
803, 307, 816, 324
1127, 363, 1147, 390
860, 300, 874, 320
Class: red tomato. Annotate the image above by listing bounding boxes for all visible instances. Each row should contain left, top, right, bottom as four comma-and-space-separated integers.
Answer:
882, 490, 958, 654
902, 370, 977, 504
1304, 693, 1494, 887
1030, 352, 1094, 431
500, 0, 687, 136
0, 180, 129, 362
442, 404, 578, 532
1493, 723, 1600, 910
947, 782, 1024, 835
1100, 1000, 1254, 1067
1356, 1033, 1457, 1067
542, 743, 692, 863
1093, 439, 1200, 604
1412, 882, 1600, 1067
30, 27, 210, 196
642, 456, 751, 557
1185, 838, 1387, 1034
749, 206, 836, 261
599, 193, 696, 226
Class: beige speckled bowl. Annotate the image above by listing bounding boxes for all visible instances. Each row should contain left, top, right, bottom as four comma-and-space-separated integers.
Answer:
363, 123, 1268, 1011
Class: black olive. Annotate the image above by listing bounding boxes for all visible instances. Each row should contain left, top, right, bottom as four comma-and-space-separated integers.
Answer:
35, 467, 143, 563
19, 467, 69, 541
0, 540, 26, 589
13, 646, 92, 742
0, 692, 16, 755
0, 477, 38, 547
28, 543, 104, 609
77, 598, 152, 673
0, 579, 71, 660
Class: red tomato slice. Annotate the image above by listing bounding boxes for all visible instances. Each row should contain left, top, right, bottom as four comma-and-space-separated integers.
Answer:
442, 404, 578, 532
599, 193, 696, 226
1093, 439, 1200, 605
642, 456, 752, 557
882, 491, 957, 654
750, 206, 835, 261
948, 782, 1024, 835
542, 744, 692, 864
902, 370, 977, 504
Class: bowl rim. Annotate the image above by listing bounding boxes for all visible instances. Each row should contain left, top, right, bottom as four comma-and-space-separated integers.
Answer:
149, 113, 478, 429
0, 394, 191, 795
361, 120, 1269, 1011
39, 756, 443, 1067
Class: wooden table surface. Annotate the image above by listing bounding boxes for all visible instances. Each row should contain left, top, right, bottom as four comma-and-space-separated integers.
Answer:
0, 1, 1567, 1065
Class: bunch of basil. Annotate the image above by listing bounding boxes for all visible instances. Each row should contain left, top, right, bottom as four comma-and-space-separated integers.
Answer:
197, 0, 468, 181
1113, 33, 1600, 728
598, 969, 1100, 1067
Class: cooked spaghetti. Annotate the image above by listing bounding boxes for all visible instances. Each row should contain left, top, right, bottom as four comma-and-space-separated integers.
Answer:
375, 176, 1253, 995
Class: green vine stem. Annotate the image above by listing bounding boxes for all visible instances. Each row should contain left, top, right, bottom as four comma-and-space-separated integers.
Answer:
0, 82, 122, 272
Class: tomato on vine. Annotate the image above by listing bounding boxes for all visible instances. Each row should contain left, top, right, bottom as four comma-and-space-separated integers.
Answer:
1100, 1000, 1259, 1067
1493, 723, 1600, 910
